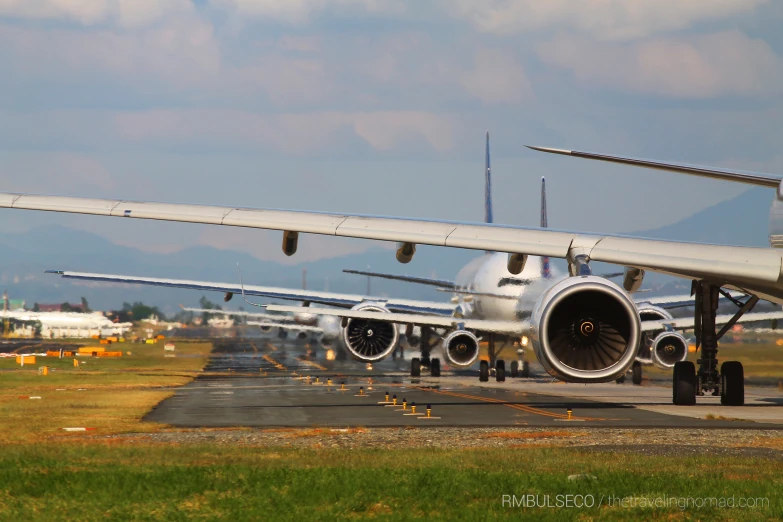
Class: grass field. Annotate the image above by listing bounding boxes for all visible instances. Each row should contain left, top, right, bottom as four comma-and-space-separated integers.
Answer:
0, 340, 212, 443
0, 444, 778, 521
1, 337, 781, 520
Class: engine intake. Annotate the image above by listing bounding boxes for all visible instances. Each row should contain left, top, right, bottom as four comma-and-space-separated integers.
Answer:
342, 304, 399, 362
651, 331, 688, 369
531, 276, 640, 382
442, 330, 479, 367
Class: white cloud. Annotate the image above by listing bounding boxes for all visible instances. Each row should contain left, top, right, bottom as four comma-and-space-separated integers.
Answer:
443, 0, 769, 41
210, 0, 404, 24
0, 0, 193, 28
537, 31, 783, 98
458, 48, 533, 104
112, 109, 455, 153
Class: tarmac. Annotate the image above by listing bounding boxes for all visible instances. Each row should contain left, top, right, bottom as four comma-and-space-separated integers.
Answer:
144, 338, 783, 429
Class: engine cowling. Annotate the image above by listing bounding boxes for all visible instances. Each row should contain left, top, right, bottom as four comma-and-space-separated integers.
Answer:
258, 324, 272, 332
651, 331, 688, 369
341, 303, 399, 362
442, 330, 479, 367
531, 276, 640, 382
296, 331, 308, 340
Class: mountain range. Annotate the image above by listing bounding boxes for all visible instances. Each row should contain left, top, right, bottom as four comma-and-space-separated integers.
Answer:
0, 187, 773, 315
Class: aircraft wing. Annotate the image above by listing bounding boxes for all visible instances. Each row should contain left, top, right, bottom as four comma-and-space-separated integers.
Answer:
265, 304, 526, 335
636, 290, 748, 309
342, 269, 456, 289
44, 270, 456, 315
246, 321, 322, 332
181, 307, 293, 321
641, 311, 783, 332
1, 189, 781, 303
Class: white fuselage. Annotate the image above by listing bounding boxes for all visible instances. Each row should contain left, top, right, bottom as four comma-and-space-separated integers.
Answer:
453, 252, 563, 322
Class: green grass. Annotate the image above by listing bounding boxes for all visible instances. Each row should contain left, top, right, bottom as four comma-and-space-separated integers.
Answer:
0, 445, 778, 521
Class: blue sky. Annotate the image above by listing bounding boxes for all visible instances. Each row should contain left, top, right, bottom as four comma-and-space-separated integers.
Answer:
1, 0, 781, 263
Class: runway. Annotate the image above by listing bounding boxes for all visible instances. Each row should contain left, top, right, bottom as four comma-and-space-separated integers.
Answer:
144, 338, 783, 429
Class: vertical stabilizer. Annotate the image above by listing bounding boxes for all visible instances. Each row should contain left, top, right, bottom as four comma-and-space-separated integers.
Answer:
484, 131, 493, 224
540, 177, 551, 279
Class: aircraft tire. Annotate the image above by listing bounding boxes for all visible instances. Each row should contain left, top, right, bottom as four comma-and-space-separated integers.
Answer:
430, 358, 441, 377
632, 361, 643, 386
673, 361, 696, 406
720, 361, 744, 406
479, 360, 489, 382
411, 358, 421, 378
495, 360, 505, 382
510, 360, 519, 378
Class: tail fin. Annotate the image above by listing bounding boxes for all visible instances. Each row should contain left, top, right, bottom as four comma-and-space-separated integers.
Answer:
484, 131, 493, 224
540, 177, 551, 279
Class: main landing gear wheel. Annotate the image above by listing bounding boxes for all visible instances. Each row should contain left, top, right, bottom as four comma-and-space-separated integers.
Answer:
673, 361, 696, 406
632, 361, 643, 386
479, 360, 489, 382
430, 358, 441, 377
616, 375, 626, 384
411, 357, 421, 378
510, 361, 519, 378
521, 361, 530, 378
721, 361, 744, 406
495, 360, 505, 382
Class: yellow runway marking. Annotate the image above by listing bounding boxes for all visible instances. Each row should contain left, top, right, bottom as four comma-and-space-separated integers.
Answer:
262, 354, 287, 371
297, 357, 327, 371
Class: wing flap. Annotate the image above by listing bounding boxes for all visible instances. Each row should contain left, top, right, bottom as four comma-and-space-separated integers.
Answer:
591, 237, 783, 284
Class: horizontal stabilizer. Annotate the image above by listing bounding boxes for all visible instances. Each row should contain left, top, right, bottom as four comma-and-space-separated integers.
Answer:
527, 146, 781, 188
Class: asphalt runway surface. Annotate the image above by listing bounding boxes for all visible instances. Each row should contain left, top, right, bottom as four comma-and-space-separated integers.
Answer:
145, 338, 783, 429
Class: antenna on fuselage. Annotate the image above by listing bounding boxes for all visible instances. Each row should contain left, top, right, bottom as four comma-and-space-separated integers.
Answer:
540, 177, 551, 279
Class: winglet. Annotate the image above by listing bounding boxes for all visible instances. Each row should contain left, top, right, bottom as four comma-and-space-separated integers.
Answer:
236, 264, 266, 309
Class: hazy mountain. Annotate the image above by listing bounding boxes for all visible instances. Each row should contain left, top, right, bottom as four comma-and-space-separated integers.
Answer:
0, 186, 773, 315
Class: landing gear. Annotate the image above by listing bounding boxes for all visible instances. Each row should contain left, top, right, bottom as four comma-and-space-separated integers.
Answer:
510, 361, 519, 378
673, 361, 696, 406
430, 358, 441, 377
616, 375, 625, 384
676, 282, 754, 405
521, 361, 530, 378
479, 360, 489, 382
411, 357, 421, 378
495, 360, 505, 382
631, 361, 642, 386
721, 361, 744, 406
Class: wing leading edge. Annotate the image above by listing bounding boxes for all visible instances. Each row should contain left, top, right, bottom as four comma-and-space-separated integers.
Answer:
0, 187, 780, 301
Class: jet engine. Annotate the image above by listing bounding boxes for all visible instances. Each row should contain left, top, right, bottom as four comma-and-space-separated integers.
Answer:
296, 331, 308, 340
530, 276, 640, 382
442, 330, 479, 367
341, 303, 399, 362
258, 324, 272, 332
650, 331, 688, 369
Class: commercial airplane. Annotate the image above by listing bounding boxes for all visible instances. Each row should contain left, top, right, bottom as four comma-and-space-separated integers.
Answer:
35, 136, 778, 387
3, 140, 783, 405
2, 309, 133, 338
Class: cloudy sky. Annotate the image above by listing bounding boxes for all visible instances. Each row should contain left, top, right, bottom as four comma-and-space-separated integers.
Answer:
1, 0, 781, 263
